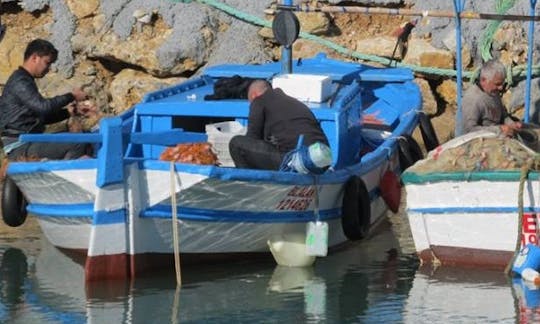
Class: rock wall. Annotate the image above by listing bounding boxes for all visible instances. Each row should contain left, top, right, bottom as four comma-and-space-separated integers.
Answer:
0, 0, 539, 142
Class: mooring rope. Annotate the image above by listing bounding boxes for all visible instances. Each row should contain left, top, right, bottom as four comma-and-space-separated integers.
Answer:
170, 161, 182, 286
480, 0, 519, 62
505, 159, 531, 275
169, 0, 540, 81
505, 156, 540, 275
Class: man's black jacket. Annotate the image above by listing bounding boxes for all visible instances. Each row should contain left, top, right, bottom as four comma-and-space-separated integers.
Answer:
0, 67, 74, 136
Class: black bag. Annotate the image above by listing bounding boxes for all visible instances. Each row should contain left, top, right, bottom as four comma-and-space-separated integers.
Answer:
204, 75, 255, 100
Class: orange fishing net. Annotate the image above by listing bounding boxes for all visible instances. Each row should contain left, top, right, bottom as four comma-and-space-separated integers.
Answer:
159, 143, 218, 165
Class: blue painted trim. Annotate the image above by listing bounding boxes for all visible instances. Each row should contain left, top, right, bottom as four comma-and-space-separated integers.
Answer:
7, 159, 97, 174
20, 132, 102, 143
93, 209, 126, 225
130, 130, 207, 145
142, 205, 342, 223
524, 0, 538, 122
453, 0, 466, 136
96, 117, 124, 187
408, 206, 539, 214
27, 203, 93, 217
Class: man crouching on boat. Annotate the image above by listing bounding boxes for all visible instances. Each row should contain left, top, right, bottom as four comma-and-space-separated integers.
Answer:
459, 59, 521, 137
0, 39, 93, 160
229, 79, 329, 170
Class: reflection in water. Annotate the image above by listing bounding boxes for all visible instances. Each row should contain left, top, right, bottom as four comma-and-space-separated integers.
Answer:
0, 248, 27, 321
4, 227, 540, 322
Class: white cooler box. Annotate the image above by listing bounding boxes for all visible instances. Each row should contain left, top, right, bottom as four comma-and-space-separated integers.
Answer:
205, 121, 247, 167
272, 74, 332, 103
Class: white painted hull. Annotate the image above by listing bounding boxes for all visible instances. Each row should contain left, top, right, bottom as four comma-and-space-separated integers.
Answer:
403, 171, 540, 268
12, 156, 394, 255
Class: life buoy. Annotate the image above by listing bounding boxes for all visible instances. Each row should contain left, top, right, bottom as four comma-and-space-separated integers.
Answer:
341, 176, 371, 240
418, 112, 439, 152
398, 135, 423, 171
2, 177, 27, 227
380, 170, 401, 213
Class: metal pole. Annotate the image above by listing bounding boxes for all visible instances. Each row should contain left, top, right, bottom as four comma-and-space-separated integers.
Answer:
270, 5, 540, 21
454, 0, 466, 136
525, 0, 538, 123
281, 0, 293, 74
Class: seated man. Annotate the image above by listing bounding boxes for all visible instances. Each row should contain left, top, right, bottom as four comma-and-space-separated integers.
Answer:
459, 59, 521, 137
0, 39, 92, 160
229, 79, 329, 170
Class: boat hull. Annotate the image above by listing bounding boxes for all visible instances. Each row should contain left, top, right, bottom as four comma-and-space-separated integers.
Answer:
404, 171, 540, 269
11, 155, 394, 279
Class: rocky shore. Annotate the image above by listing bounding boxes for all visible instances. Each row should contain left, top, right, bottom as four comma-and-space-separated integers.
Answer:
1, 0, 539, 147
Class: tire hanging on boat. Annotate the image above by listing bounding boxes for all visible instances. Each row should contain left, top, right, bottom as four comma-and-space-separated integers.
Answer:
1, 176, 28, 227
341, 176, 371, 240
398, 135, 423, 170
418, 112, 439, 152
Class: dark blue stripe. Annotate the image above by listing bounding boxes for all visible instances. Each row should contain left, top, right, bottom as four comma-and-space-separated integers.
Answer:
27, 203, 94, 217
142, 205, 342, 223
93, 209, 126, 225
27, 203, 126, 225
408, 206, 540, 214
8, 159, 97, 173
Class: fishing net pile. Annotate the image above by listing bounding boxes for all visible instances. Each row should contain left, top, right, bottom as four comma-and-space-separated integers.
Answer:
159, 143, 218, 165
407, 130, 540, 173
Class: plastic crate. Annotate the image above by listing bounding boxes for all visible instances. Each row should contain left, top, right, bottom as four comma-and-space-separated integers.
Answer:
205, 121, 246, 166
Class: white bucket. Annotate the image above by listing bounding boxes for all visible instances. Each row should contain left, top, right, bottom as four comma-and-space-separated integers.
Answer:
267, 233, 316, 267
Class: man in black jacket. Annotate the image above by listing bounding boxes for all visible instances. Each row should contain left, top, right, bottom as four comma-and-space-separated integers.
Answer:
229, 79, 328, 170
0, 39, 89, 160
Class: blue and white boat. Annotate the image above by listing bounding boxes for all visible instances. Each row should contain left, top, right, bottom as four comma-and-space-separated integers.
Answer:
2, 53, 422, 280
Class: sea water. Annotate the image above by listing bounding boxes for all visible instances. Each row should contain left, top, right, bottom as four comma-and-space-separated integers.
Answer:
0, 220, 537, 323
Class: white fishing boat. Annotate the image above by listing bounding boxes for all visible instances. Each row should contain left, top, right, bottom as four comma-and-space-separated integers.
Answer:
402, 130, 540, 269
1, 50, 424, 280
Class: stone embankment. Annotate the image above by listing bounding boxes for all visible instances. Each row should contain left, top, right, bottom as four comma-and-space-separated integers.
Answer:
1, 0, 539, 146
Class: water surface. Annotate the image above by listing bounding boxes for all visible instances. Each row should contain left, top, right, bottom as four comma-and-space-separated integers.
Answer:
1, 219, 538, 323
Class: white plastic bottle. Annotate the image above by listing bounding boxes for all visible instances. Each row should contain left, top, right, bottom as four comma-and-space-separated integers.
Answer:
521, 268, 540, 285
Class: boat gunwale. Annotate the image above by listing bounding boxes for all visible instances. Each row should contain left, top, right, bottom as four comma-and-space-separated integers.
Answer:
402, 169, 537, 184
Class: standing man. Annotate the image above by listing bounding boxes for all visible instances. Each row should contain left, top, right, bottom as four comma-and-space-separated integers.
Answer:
0, 39, 90, 160
460, 59, 521, 137
229, 79, 329, 170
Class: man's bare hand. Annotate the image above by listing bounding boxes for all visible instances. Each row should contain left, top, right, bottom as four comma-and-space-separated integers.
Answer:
71, 87, 87, 102
500, 123, 521, 137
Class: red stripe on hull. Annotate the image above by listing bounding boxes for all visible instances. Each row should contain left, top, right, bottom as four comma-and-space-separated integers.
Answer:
85, 253, 130, 281
418, 245, 514, 270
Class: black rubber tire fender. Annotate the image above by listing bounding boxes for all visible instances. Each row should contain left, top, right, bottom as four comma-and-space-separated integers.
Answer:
418, 112, 440, 152
398, 135, 423, 171
341, 176, 371, 240
1, 177, 28, 227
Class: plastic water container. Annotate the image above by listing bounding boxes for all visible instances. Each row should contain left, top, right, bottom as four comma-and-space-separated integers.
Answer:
512, 244, 540, 276
305, 221, 328, 257
308, 142, 332, 168
267, 233, 316, 267
522, 268, 540, 285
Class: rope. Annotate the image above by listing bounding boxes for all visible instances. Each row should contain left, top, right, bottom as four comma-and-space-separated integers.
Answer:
170, 0, 540, 81
170, 161, 182, 286
480, 0, 518, 62
505, 156, 540, 275
505, 159, 531, 275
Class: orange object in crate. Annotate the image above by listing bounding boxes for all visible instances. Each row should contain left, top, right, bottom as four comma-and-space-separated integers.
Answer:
159, 143, 218, 165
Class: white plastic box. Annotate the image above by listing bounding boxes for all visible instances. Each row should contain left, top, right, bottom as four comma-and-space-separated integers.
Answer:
205, 121, 247, 167
272, 74, 332, 103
